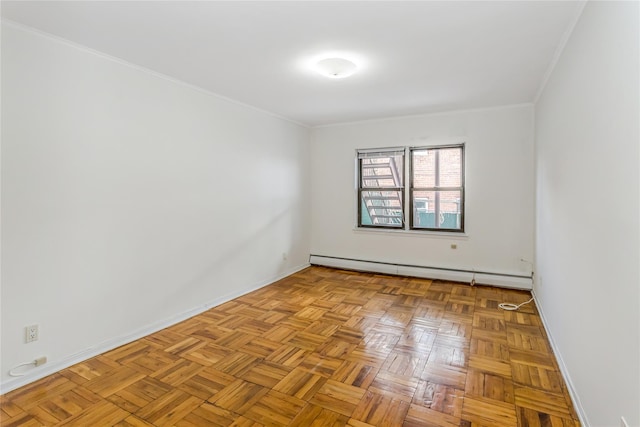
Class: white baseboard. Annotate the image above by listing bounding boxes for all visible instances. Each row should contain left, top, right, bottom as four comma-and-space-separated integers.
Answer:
531, 290, 590, 427
0, 263, 310, 395
309, 255, 532, 290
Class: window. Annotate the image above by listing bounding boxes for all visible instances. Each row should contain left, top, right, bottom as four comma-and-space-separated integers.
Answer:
410, 145, 464, 231
357, 144, 464, 232
357, 149, 405, 228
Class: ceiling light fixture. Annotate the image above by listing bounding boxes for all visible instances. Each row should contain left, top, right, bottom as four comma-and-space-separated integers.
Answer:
315, 57, 358, 79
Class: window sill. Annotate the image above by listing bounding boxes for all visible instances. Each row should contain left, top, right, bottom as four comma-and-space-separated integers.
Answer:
352, 227, 468, 239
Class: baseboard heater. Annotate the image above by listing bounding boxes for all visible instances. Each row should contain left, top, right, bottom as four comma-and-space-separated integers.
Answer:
309, 254, 533, 290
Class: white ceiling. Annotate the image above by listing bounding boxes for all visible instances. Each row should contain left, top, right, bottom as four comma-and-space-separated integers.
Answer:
2, 1, 583, 127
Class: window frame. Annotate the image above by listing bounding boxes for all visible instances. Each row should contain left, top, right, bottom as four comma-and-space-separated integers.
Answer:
356, 148, 406, 230
355, 143, 465, 233
409, 144, 465, 232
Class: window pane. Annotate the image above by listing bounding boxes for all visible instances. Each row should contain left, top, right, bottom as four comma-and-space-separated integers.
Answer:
361, 190, 403, 227
361, 154, 403, 188
439, 190, 463, 228
412, 191, 435, 228
412, 190, 462, 229
438, 147, 462, 187
412, 147, 462, 188
412, 150, 435, 188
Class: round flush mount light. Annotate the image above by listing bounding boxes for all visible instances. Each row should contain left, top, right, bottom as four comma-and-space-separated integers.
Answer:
314, 57, 358, 79
299, 51, 366, 80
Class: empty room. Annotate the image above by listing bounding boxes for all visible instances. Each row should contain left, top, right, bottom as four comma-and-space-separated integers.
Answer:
1, 1, 638, 426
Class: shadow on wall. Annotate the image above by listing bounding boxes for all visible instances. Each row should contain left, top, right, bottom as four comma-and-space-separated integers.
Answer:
160, 201, 301, 309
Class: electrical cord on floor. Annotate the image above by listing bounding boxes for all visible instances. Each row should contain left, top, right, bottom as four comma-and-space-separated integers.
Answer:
8, 361, 37, 377
8, 357, 47, 377
499, 297, 534, 311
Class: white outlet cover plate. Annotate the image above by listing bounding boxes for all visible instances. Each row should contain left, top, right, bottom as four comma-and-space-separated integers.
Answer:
26, 324, 38, 343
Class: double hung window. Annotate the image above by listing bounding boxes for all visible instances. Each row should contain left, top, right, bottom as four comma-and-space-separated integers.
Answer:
357, 149, 405, 229
357, 144, 464, 232
410, 145, 464, 231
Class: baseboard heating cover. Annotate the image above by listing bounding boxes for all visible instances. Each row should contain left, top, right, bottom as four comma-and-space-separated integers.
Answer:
309, 255, 533, 290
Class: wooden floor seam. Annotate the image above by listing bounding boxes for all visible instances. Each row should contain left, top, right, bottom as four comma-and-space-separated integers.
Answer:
1, 266, 580, 426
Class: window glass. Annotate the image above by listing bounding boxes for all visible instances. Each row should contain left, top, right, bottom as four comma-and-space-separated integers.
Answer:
357, 150, 404, 228
410, 145, 464, 231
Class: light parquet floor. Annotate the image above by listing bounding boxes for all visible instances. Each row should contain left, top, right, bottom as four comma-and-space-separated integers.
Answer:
1, 266, 580, 426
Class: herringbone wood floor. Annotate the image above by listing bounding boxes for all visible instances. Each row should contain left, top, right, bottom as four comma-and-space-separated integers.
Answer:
1, 266, 579, 426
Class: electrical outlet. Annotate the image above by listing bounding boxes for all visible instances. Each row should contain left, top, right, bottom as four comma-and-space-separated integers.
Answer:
621, 416, 629, 427
25, 324, 38, 343
34, 356, 47, 366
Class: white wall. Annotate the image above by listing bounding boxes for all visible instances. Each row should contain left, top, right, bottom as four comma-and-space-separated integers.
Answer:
535, 2, 639, 426
1, 23, 310, 390
310, 105, 535, 281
